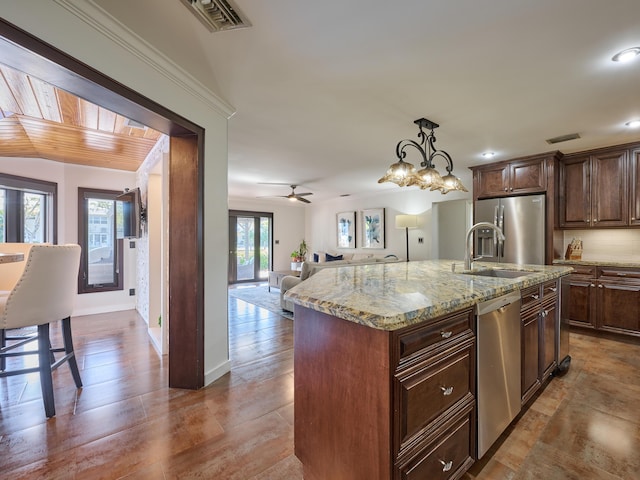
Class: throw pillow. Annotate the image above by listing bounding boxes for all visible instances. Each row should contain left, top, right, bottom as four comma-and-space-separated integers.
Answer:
325, 253, 344, 262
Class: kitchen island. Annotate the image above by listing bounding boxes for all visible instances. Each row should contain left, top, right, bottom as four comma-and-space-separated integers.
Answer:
285, 260, 572, 480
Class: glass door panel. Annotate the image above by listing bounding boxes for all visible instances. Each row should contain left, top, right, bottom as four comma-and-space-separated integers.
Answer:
236, 216, 255, 281
259, 216, 270, 280
229, 211, 272, 284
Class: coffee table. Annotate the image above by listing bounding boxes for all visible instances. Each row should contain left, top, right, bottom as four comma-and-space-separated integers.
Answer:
268, 270, 300, 292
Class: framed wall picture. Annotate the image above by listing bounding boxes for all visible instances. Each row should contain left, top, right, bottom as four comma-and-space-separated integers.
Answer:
337, 211, 356, 248
362, 208, 385, 248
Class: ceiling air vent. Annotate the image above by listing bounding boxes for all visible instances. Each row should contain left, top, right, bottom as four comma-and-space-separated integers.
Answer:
545, 133, 581, 144
181, 0, 251, 32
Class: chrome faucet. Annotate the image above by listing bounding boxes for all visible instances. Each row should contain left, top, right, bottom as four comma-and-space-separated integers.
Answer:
464, 222, 505, 270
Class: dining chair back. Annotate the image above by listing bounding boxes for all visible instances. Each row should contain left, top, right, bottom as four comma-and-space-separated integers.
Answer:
0, 243, 82, 417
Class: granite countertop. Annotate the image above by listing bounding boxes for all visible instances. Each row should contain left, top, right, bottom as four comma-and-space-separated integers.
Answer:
553, 259, 640, 268
284, 259, 573, 331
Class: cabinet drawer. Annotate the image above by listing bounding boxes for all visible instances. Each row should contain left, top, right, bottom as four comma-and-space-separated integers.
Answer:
542, 280, 558, 299
397, 309, 473, 363
520, 285, 541, 309
396, 405, 474, 480
598, 267, 640, 280
395, 341, 474, 451
569, 265, 596, 276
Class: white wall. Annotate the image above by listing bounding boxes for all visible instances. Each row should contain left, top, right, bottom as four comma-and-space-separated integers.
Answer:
228, 197, 306, 271
3, 2, 234, 385
306, 185, 472, 262
0, 156, 138, 315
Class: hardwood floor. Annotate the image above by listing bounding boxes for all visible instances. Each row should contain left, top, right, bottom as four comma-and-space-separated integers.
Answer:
1, 293, 639, 479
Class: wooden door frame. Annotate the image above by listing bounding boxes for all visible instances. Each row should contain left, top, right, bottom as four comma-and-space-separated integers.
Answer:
0, 18, 205, 389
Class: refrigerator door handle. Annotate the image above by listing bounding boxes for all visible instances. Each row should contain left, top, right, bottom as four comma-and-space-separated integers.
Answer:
493, 205, 499, 256
499, 205, 505, 258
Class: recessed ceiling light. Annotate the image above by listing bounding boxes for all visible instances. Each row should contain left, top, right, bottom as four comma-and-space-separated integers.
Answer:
612, 47, 640, 63
625, 120, 640, 128
482, 152, 495, 159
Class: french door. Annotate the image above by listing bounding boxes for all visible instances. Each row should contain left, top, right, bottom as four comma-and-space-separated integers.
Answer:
229, 210, 272, 284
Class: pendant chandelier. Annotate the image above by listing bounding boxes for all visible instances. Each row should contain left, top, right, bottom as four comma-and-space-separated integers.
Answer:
378, 118, 467, 194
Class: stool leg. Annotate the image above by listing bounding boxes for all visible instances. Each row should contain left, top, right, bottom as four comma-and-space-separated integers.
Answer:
38, 324, 55, 418
1, 329, 5, 371
61, 317, 82, 388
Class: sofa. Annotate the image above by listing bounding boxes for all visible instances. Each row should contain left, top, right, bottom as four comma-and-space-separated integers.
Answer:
279, 253, 400, 312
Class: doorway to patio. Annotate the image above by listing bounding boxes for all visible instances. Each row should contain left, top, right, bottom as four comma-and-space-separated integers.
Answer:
228, 210, 273, 284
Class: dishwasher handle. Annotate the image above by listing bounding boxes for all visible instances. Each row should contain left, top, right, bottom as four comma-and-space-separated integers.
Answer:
476, 291, 521, 316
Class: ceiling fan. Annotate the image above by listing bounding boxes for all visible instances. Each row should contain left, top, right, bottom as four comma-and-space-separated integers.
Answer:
258, 184, 313, 203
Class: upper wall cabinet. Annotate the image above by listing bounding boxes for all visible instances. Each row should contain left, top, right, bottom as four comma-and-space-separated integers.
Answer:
559, 148, 628, 228
471, 154, 551, 199
630, 148, 640, 226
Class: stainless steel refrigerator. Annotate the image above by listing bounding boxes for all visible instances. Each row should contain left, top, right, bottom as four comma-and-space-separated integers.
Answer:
474, 194, 545, 265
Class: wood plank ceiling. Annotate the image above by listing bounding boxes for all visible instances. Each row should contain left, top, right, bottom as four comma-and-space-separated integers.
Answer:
0, 63, 163, 171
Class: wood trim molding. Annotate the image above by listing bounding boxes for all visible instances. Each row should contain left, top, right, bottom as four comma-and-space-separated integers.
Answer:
169, 136, 204, 389
0, 17, 209, 389
53, 0, 235, 119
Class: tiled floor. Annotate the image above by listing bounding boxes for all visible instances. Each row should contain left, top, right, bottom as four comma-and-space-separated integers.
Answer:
0, 292, 639, 479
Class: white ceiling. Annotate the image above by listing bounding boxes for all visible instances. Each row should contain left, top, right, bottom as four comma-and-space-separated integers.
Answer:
94, 0, 640, 204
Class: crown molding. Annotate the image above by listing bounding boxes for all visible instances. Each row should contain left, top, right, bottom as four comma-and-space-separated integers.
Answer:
54, 0, 235, 118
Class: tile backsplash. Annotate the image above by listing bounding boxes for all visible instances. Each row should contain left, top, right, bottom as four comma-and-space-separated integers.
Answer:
563, 229, 640, 262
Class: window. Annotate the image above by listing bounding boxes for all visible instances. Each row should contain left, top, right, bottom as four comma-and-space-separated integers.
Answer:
78, 188, 125, 294
0, 173, 57, 243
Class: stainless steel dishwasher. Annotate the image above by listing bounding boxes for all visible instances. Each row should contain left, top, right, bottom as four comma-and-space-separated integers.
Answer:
476, 290, 522, 458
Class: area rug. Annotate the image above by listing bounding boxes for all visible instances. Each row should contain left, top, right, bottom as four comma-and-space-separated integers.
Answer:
228, 285, 293, 320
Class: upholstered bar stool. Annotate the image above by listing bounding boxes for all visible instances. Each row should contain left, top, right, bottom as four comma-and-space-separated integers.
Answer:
0, 243, 82, 418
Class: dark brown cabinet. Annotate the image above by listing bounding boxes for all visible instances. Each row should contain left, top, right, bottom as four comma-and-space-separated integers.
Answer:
629, 148, 640, 225
559, 149, 628, 228
473, 156, 546, 199
294, 305, 476, 480
596, 267, 640, 336
565, 265, 597, 329
565, 264, 640, 338
520, 280, 558, 405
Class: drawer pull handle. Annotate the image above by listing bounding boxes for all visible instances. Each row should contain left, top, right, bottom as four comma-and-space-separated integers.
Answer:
441, 386, 454, 396
530, 294, 539, 300
617, 273, 627, 276
440, 330, 453, 339
590, 284, 595, 288
439, 460, 453, 472
598, 284, 603, 288
549, 287, 557, 292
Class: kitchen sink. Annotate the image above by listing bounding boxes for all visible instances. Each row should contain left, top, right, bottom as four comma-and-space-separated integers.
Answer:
463, 268, 538, 278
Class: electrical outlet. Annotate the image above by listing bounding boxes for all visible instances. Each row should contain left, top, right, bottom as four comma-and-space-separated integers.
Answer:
418, 237, 424, 244
275, 240, 280, 244
129, 240, 136, 248
129, 288, 136, 296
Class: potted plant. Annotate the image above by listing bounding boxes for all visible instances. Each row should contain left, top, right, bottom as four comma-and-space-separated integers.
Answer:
290, 240, 308, 270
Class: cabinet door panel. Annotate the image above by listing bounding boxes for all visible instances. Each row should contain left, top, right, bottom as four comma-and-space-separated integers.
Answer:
597, 280, 640, 334
630, 148, 640, 225
559, 157, 590, 228
566, 276, 596, 328
510, 159, 546, 193
591, 150, 628, 226
521, 310, 540, 403
475, 165, 509, 198
540, 301, 557, 378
